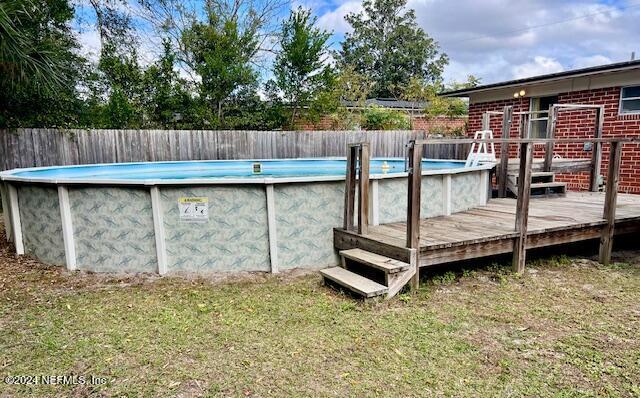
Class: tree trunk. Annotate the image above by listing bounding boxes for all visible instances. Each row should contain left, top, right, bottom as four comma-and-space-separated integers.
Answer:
290, 105, 298, 129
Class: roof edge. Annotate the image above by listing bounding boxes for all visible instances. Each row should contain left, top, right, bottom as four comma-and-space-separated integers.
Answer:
440, 59, 640, 97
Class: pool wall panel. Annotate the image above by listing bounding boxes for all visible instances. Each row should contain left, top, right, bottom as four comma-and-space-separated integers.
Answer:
69, 187, 157, 272
377, 176, 445, 225
274, 182, 344, 270
18, 185, 65, 265
451, 172, 483, 213
160, 186, 270, 273
3, 165, 493, 274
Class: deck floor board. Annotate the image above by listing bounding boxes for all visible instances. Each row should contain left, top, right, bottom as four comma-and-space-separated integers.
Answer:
336, 193, 640, 265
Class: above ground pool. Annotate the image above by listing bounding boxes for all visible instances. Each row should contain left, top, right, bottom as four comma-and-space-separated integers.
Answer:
0, 158, 494, 275
3, 158, 467, 184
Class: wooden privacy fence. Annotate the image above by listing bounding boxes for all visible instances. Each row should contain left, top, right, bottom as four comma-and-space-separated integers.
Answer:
0, 129, 470, 170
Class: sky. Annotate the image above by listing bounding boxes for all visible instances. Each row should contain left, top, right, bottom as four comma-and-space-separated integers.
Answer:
75, 0, 640, 86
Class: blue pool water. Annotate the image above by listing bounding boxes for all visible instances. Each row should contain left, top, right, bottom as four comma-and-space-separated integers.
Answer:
5, 158, 466, 181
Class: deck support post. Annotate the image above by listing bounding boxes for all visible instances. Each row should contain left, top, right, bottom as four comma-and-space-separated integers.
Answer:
598, 140, 622, 266
497, 106, 513, 198
543, 105, 557, 172
406, 141, 423, 290
512, 142, 533, 273
7, 184, 24, 255
343, 145, 358, 231
357, 143, 370, 235
589, 106, 605, 192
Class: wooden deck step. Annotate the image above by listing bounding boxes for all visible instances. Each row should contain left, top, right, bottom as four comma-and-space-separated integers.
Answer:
320, 267, 388, 298
509, 171, 555, 184
531, 171, 555, 178
340, 248, 410, 274
530, 182, 565, 189
531, 182, 567, 195
507, 172, 566, 198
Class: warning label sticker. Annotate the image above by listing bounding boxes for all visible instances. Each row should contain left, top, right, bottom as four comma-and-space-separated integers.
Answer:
178, 197, 209, 223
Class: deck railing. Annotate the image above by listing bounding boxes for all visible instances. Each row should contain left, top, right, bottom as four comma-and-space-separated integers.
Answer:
411, 137, 631, 271
489, 104, 606, 196
343, 137, 635, 282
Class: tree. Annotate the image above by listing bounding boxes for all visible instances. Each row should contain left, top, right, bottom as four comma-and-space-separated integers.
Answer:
182, 9, 259, 126
326, 66, 373, 129
136, 0, 288, 81
0, 0, 64, 91
0, 0, 83, 127
141, 39, 197, 128
339, 0, 448, 98
96, 41, 144, 128
87, 0, 137, 55
425, 75, 480, 119
273, 7, 334, 126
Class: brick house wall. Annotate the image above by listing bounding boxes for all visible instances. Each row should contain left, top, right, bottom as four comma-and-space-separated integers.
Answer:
411, 116, 466, 135
298, 115, 467, 134
467, 87, 640, 193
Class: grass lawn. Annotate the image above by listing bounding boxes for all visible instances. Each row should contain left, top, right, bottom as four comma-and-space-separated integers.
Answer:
0, 223, 639, 397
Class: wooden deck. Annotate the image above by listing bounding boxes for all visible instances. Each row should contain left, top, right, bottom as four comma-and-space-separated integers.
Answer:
334, 192, 640, 268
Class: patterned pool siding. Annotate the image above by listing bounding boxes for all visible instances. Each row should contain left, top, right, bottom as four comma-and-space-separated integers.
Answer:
378, 176, 446, 224
451, 173, 482, 213
274, 182, 344, 270
68, 187, 158, 273
5, 168, 491, 274
160, 186, 270, 273
18, 185, 66, 265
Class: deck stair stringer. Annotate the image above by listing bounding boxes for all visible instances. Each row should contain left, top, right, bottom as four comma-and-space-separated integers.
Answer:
384, 249, 418, 298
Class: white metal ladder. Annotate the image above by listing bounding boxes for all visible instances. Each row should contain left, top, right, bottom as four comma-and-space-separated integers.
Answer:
465, 130, 496, 167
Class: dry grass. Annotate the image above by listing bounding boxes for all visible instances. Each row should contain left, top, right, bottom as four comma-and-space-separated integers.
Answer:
0, 220, 639, 397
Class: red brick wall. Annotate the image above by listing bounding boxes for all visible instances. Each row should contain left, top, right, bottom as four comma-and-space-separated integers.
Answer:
296, 116, 336, 130
411, 116, 466, 134
467, 87, 640, 193
297, 115, 467, 133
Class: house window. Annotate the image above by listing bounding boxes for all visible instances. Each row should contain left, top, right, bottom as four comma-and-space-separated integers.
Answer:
528, 95, 558, 138
620, 86, 640, 114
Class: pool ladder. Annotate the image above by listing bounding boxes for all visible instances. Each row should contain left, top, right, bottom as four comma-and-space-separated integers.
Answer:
465, 130, 496, 167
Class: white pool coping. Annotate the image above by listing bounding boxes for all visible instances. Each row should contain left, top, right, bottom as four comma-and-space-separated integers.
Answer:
0, 158, 496, 185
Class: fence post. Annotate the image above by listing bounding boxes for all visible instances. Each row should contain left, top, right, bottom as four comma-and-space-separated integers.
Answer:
598, 140, 622, 266
497, 106, 513, 198
512, 141, 533, 273
357, 143, 370, 235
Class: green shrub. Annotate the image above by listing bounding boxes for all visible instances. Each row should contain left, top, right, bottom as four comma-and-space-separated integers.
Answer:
361, 105, 410, 130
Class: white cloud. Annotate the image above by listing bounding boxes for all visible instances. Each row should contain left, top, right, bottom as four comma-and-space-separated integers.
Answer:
317, 1, 362, 34
572, 55, 613, 69
77, 29, 101, 62
512, 56, 564, 79
404, 0, 640, 83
